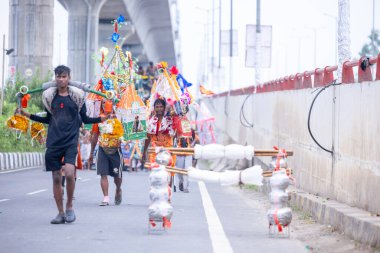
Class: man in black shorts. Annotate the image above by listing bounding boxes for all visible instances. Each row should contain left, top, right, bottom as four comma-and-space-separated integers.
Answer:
89, 116, 123, 206
19, 65, 108, 224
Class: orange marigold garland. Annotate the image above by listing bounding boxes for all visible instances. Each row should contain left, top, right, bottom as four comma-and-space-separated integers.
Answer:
98, 118, 124, 148
6, 115, 29, 134
30, 122, 46, 144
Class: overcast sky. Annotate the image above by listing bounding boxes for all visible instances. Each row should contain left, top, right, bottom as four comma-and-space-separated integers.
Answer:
0, 0, 378, 92
179, 0, 379, 91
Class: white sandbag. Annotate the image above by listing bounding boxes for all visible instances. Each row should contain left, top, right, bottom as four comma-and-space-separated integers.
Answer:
224, 144, 254, 160
270, 170, 290, 190
148, 201, 173, 220
241, 165, 263, 186
149, 165, 170, 187
267, 207, 292, 226
269, 190, 289, 206
187, 167, 220, 183
194, 144, 225, 160
149, 187, 170, 202
188, 165, 263, 186
42, 80, 91, 92
219, 170, 240, 185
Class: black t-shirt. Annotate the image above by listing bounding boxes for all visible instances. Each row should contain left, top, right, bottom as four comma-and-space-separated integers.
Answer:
30, 95, 101, 149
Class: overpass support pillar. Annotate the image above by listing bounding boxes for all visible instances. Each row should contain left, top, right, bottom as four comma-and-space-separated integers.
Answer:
59, 0, 106, 83
9, 0, 54, 80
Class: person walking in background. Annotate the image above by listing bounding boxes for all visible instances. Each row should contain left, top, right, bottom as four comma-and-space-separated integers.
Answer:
145, 61, 157, 87
142, 98, 177, 187
191, 129, 200, 167
121, 140, 132, 172
18, 65, 108, 224
88, 112, 123, 206
142, 98, 175, 165
80, 127, 92, 169
145, 61, 156, 77
173, 116, 193, 193
129, 140, 143, 172
136, 65, 145, 76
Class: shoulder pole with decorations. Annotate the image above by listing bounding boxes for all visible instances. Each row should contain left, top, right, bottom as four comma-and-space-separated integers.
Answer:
146, 145, 295, 236
15, 81, 120, 119
147, 144, 293, 158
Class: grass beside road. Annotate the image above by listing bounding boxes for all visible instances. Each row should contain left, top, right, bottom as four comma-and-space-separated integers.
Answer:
0, 73, 48, 153
0, 114, 45, 152
242, 184, 260, 191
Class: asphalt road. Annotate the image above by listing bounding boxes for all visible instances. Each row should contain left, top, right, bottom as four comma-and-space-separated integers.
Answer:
0, 167, 308, 253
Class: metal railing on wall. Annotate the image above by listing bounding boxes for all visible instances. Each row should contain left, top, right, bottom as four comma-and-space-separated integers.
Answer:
213, 53, 380, 97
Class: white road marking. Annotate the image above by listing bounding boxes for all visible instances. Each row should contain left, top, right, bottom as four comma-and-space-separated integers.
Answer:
27, 189, 47, 195
81, 178, 90, 182
198, 181, 234, 253
0, 199, 10, 202
0, 166, 43, 174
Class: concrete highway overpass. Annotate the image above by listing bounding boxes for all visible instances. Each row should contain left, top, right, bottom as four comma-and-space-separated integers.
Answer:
9, 0, 179, 83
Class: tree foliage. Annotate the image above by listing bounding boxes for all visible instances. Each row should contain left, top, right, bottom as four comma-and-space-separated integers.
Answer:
359, 30, 380, 57
0, 72, 51, 152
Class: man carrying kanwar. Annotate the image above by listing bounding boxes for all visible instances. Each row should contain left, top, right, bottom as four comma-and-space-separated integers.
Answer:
88, 107, 124, 206
142, 98, 176, 167
18, 65, 108, 224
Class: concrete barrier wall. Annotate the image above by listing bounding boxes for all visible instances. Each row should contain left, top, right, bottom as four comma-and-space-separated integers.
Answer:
202, 80, 380, 213
0, 152, 45, 171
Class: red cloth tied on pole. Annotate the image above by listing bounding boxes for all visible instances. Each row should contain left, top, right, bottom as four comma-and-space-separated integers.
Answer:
273, 208, 283, 232
162, 217, 172, 229
149, 219, 156, 227
114, 21, 118, 33
21, 94, 31, 108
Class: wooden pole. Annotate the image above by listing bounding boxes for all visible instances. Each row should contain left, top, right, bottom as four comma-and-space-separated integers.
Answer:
144, 162, 188, 175
144, 162, 292, 177
147, 147, 294, 157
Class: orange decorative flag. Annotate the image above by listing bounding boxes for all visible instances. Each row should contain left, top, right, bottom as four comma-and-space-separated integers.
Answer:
199, 85, 215, 96
116, 83, 147, 141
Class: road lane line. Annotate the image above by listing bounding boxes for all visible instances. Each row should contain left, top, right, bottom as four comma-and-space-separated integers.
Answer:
0, 166, 43, 174
0, 199, 10, 202
27, 189, 47, 195
198, 181, 233, 253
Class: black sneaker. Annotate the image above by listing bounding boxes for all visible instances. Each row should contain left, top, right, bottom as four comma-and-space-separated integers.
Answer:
65, 209, 76, 223
179, 182, 184, 191
50, 213, 65, 224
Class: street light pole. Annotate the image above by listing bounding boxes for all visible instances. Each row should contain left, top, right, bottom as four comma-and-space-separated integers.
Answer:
228, 0, 233, 92
372, 0, 375, 53
337, 0, 351, 82
1, 34, 5, 116
312, 29, 316, 67
255, 0, 261, 86
218, 0, 221, 68
211, 0, 215, 74
0, 35, 14, 116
